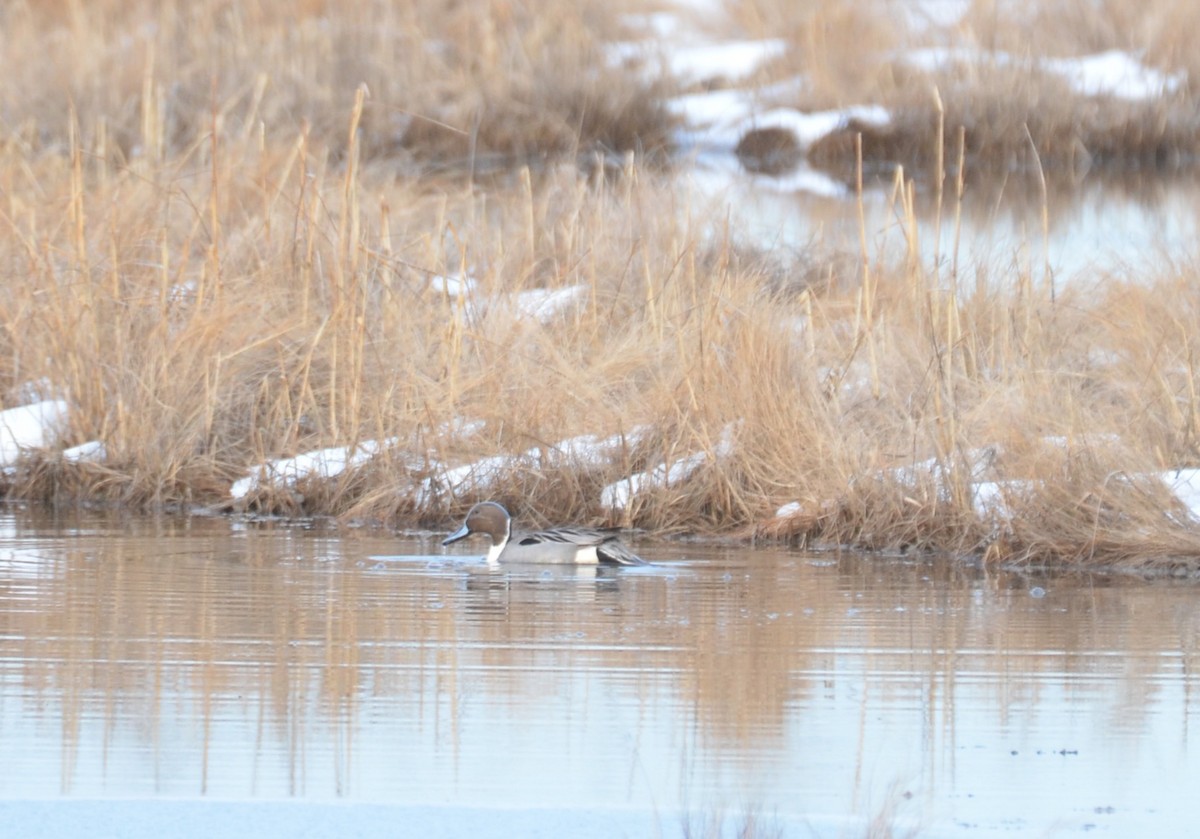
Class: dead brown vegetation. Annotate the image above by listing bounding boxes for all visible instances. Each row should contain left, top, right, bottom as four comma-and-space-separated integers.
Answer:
0, 0, 674, 171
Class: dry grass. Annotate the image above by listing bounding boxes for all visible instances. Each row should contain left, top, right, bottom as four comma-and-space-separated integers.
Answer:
731, 0, 1200, 180
3, 0, 1200, 570
0, 0, 674, 170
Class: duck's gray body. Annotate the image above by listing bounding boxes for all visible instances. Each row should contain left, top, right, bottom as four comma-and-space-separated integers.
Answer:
442, 501, 645, 566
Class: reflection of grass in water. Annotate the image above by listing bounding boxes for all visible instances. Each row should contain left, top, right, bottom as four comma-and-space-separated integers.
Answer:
4, 3, 1200, 569
681, 807, 783, 839
679, 785, 923, 838
13, 513, 1198, 801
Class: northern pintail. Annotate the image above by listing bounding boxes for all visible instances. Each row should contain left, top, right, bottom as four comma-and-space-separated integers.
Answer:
442, 501, 645, 565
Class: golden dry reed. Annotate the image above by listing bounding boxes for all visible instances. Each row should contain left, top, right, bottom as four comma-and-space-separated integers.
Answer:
3, 0, 1200, 571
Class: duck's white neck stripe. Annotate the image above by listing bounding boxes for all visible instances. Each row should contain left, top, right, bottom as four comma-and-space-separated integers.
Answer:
485, 518, 511, 564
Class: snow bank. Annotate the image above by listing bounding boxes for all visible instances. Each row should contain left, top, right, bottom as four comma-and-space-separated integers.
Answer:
0, 400, 69, 467
902, 48, 1183, 100
601, 424, 737, 510
231, 439, 396, 501
416, 428, 648, 506
429, 274, 587, 324
769, 438, 1200, 535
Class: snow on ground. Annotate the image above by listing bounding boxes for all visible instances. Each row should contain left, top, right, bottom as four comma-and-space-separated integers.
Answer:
902, 47, 1184, 100
428, 272, 477, 298
62, 440, 106, 463
1046, 50, 1184, 100
614, 6, 895, 196
601, 424, 736, 510
770, 439, 1200, 533
428, 274, 587, 324
0, 393, 103, 471
1164, 469, 1200, 522
415, 428, 649, 506
671, 97, 890, 154
512, 286, 588, 322
608, 37, 786, 88
230, 439, 396, 501
0, 400, 69, 467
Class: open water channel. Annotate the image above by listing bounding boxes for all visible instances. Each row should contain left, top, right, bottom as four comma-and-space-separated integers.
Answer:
0, 506, 1196, 836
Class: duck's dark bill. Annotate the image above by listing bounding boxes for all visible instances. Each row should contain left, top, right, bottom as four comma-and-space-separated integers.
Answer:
441, 524, 470, 546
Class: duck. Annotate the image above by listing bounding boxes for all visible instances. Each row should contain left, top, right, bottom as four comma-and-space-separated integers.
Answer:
442, 501, 646, 566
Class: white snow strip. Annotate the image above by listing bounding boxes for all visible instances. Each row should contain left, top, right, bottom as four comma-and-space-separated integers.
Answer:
601, 424, 737, 510
0, 400, 69, 467
671, 90, 891, 153
512, 285, 588, 323
774, 500, 803, 518
428, 273, 477, 297
970, 479, 1035, 522
62, 440, 105, 463
901, 47, 1183, 101
608, 38, 787, 87
889, 445, 1000, 489
550, 430, 647, 466
668, 90, 758, 144
430, 272, 586, 324
670, 90, 892, 191
1045, 51, 1183, 100
231, 439, 395, 500
415, 427, 649, 506
1164, 469, 1200, 522
771, 462, 1200, 534
748, 105, 891, 148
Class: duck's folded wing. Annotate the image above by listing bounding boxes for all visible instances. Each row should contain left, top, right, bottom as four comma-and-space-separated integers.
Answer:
516, 527, 645, 565
516, 526, 606, 547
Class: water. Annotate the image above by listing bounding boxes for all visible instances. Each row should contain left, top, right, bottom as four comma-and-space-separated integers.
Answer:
696, 165, 1200, 283
0, 507, 1197, 836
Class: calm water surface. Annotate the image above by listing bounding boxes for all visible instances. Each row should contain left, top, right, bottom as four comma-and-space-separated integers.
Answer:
700, 167, 1200, 283
0, 507, 1197, 836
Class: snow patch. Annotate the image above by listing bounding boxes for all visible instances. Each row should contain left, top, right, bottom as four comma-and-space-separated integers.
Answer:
512, 285, 588, 323
62, 440, 106, 463
601, 424, 737, 510
1164, 469, 1200, 522
902, 48, 1183, 101
0, 400, 69, 467
231, 439, 395, 501
608, 38, 787, 87
774, 500, 803, 518
430, 273, 586, 324
415, 428, 649, 506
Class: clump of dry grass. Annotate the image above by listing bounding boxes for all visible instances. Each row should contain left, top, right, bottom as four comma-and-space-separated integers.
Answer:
0, 0, 675, 171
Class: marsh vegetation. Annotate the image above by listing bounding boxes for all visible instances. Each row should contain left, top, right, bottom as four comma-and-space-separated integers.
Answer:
4, 0, 1200, 570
